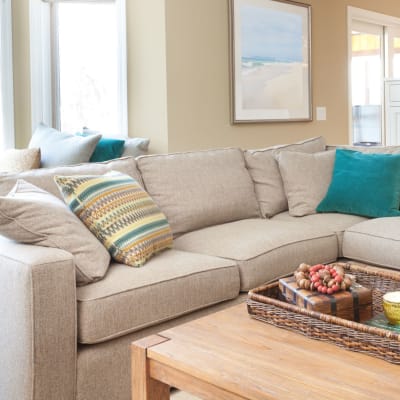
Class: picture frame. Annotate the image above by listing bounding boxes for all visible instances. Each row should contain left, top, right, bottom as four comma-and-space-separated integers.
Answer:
229, 0, 312, 123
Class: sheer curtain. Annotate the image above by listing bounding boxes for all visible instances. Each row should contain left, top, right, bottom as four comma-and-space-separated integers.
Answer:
0, 0, 15, 151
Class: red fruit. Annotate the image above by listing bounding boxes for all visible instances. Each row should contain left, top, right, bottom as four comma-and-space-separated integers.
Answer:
331, 271, 337, 277
325, 265, 330, 270
318, 286, 323, 292
327, 288, 333, 295
332, 284, 339, 292
335, 275, 343, 283
315, 281, 321, 288
321, 286, 328, 294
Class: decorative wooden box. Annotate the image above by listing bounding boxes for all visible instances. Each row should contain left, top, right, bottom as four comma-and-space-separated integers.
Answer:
279, 276, 373, 322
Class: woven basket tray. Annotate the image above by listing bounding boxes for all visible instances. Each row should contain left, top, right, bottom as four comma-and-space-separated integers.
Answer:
247, 262, 400, 364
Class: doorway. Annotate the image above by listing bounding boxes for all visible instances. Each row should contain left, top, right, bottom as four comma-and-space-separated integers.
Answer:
348, 7, 400, 145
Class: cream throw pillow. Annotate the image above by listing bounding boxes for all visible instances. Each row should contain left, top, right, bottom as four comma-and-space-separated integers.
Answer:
0, 179, 111, 285
277, 150, 335, 217
244, 137, 326, 218
0, 148, 41, 172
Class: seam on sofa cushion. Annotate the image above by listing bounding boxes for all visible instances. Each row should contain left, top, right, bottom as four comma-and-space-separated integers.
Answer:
340, 252, 398, 270
246, 136, 324, 155
345, 230, 400, 242
136, 147, 241, 162
78, 295, 240, 344
77, 264, 238, 302
200, 233, 336, 262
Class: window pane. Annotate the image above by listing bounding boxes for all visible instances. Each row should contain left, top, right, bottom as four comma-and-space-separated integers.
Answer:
392, 36, 400, 78
58, 2, 119, 134
351, 28, 383, 145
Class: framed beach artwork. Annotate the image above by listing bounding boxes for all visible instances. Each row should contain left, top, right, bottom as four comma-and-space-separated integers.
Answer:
230, 0, 312, 123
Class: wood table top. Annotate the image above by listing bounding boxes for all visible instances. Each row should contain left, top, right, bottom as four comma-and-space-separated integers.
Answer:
145, 303, 400, 400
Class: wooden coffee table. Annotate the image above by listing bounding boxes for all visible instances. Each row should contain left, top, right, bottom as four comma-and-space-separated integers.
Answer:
131, 303, 399, 399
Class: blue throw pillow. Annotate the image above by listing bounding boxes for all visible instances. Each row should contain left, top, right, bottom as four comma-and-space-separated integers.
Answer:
89, 137, 125, 162
316, 149, 400, 218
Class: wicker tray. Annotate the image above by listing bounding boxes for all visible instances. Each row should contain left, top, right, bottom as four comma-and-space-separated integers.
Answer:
247, 262, 400, 364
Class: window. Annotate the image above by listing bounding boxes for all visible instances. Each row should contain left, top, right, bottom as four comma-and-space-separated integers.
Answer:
30, 0, 127, 136
348, 7, 400, 145
0, 0, 15, 150
351, 21, 384, 145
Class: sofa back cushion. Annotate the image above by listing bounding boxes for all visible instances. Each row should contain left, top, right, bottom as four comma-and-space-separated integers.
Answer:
0, 157, 141, 199
278, 150, 335, 217
244, 137, 326, 218
138, 148, 260, 236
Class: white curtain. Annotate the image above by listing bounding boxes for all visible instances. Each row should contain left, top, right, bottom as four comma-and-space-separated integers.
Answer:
0, 0, 15, 150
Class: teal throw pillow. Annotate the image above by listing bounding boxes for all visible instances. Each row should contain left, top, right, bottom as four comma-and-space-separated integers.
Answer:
89, 137, 125, 162
316, 149, 400, 218
76, 132, 125, 162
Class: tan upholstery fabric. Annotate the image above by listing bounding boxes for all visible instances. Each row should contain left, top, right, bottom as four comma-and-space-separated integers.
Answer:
0, 148, 41, 172
0, 238, 76, 400
76, 249, 240, 343
244, 137, 326, 218
343, 217, 400, 270
174, 219, 338, 291
76, 295, 246, 400
0, 156, 141, 199
0, 180, 111, 284
278, 150, 335, 216
271, 211, 368, 257
137, 148, 260, 236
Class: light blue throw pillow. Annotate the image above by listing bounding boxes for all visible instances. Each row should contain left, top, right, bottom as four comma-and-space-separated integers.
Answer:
29, 123, 101, 168
317, 149, 400, 218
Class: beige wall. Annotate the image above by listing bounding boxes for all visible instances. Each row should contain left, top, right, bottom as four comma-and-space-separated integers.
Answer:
127, 0, 169, 154
12, 0, 31, 148
11, 0, 400, 152
164, 0, 400, 152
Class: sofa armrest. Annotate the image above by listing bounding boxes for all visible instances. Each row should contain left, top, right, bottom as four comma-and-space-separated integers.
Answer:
0, 237, 77, 400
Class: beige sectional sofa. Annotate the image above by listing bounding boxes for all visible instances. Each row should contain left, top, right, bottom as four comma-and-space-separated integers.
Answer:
1, 137, 399, 400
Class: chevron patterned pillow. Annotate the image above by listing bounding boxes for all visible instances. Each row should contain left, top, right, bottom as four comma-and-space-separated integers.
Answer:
54, 171, 173, 267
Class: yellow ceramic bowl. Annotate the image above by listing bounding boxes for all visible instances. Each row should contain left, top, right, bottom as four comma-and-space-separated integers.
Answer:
383, 291, 400, 325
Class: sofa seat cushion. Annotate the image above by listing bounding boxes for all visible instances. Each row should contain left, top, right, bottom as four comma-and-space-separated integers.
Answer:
271, 212, 368, 256
76, 249, 239, 344
343, 217, 400, 270
174, 219, 338, 291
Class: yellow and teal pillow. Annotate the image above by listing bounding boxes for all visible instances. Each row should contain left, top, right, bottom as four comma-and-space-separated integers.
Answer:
317, 149, 400, 218
54, 172, 173, 266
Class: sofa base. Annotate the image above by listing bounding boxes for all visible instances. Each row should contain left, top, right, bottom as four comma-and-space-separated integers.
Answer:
76, 295, 246, 400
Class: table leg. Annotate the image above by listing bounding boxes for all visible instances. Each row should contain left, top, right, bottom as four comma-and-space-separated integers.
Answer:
131, 335, 170, 400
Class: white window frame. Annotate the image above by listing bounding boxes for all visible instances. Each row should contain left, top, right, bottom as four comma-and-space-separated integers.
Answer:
29, 0, 128, 136
0, 0, 15, 149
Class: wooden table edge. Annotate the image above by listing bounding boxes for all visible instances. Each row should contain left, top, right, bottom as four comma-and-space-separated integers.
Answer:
131, 334, 250, 400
